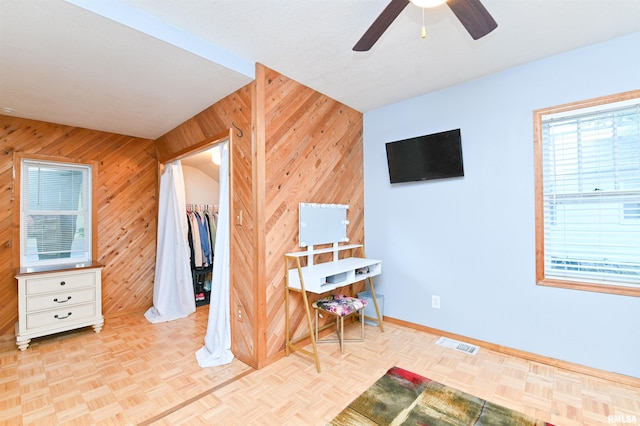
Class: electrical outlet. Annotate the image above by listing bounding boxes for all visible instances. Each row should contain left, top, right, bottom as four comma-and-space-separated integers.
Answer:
432, 295, 441, 309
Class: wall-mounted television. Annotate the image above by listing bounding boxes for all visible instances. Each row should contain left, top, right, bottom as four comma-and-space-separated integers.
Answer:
385, 128, 464, 184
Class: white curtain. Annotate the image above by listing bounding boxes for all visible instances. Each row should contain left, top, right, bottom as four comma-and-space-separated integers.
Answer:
196, 141, 234, 367
145, 161, 196, 323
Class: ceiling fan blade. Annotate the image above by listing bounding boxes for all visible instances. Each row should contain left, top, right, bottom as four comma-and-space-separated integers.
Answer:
447, 0, 497, 40
353, 0, 410, 52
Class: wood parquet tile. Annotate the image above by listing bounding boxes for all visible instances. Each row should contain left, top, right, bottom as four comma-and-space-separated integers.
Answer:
0, 305, 638, 425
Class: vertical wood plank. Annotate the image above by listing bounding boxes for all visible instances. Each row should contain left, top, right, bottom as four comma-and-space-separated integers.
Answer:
253, 64, 268, 365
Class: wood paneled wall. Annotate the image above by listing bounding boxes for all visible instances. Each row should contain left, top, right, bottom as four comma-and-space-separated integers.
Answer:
0, 64, 364, 369
155, 64, 364, 369
259, 66, 365, 363
0, 116, 158, 337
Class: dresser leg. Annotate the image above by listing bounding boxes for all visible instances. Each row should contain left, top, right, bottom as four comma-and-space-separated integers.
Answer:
16, 338, 30, 351
92, 319, 104, 334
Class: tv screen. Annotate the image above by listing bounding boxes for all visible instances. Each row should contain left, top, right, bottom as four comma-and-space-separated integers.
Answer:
385, 129, 464, 184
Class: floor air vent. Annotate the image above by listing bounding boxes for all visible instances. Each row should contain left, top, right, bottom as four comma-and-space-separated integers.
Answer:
435, 337, 480, 355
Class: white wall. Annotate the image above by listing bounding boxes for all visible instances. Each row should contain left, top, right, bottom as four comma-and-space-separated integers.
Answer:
363, 32, 640, 378
183, 165, 219, 206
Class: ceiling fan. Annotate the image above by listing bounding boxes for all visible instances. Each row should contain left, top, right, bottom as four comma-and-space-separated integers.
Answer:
353, 0, 497, 51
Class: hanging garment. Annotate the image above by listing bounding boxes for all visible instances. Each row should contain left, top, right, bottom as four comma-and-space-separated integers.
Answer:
196, 141, 234, 367
186, 213, 196, 269
145, 161, 196, 323
188, 211, 203, 268
196, 211, 212, 266
204, 210, 216, 256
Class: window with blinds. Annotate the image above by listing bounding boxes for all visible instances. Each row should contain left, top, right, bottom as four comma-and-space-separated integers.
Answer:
536, 94, 640, 293
20, 159, 92, 267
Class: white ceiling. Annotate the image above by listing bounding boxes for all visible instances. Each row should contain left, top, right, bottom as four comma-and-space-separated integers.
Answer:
1, 0, 639, 140
181, 146, 220, 181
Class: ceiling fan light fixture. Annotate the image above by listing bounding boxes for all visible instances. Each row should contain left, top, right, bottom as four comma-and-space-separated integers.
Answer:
409, 0, 447, 8
354, 0, 497, 51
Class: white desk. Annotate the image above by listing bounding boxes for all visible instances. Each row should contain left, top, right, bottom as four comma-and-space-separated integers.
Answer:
284, 244, 383, 372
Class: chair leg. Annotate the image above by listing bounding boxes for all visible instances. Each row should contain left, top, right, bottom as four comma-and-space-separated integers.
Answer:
339, 316, 344, 353
314, 308, 366, 353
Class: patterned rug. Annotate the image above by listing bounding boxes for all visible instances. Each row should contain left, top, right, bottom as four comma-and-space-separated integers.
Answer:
329, 366, 554, 425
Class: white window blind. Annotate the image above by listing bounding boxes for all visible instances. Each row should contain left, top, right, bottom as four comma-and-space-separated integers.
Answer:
21, 159, 92, 266
541, 101, 640, 286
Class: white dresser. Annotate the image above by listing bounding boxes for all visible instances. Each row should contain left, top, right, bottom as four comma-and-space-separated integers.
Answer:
15, 262, 104, 350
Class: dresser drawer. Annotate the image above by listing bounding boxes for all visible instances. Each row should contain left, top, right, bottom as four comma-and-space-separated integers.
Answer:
25, 272, 96, 295
26, 303, 96, 330
26, 287, 96, 312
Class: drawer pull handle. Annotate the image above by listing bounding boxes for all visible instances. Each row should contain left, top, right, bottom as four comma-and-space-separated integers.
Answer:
53, 296, 72, 303
54, 312, 72, 320
60, 281, 66, 286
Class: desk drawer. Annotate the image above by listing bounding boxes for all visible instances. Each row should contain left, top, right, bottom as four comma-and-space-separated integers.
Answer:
26, 288, 96, 312
25, 272, 96, 295
26, 303, 96, 330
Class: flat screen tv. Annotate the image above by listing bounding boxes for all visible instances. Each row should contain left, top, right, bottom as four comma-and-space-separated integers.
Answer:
385, 128, 464, 184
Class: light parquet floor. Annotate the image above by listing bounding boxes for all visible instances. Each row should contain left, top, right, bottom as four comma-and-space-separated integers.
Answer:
0, 305, 638, 425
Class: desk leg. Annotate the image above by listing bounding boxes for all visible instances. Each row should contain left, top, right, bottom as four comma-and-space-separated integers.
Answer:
301, 289, 321, 373
285, 256, 321, 373
285, 287, 290, 357
367, 277, 385, 332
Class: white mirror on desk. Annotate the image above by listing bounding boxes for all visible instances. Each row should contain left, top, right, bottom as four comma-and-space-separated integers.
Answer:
288, 202, 381, 293
298, 202, 349, 247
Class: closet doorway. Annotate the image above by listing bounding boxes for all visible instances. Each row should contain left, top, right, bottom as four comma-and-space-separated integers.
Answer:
182, 145, 221, 306
160, 134, 229, 309
158, 130, 235, 367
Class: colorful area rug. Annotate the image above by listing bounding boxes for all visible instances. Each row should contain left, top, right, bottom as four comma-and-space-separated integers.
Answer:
329, 366, 553, 425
